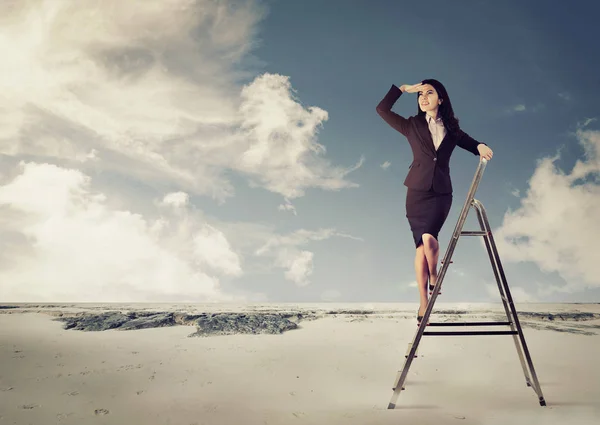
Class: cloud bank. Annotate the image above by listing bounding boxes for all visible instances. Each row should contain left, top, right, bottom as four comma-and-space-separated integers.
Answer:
0, 0, 362, 302
494, 124, 600, 296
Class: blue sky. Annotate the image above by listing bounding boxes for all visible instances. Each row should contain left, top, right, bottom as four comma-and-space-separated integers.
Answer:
0, 0, 598, 304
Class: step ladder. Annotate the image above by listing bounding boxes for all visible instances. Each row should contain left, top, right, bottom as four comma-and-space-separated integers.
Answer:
388, 158, 546, 409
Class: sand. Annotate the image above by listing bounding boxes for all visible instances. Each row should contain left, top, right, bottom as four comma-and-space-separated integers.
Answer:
1, 303, 599, 425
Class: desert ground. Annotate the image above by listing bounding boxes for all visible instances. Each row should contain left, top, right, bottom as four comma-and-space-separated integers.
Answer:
1, 302, 599, 424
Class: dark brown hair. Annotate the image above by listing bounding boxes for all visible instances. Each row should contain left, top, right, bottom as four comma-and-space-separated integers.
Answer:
416, 79, 460, 134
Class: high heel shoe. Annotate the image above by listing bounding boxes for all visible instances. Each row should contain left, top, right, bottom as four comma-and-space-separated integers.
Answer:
428, 283, 441, 293
428, 279, 441, 295
417, 308, 427, 326
428, 260, 451, 294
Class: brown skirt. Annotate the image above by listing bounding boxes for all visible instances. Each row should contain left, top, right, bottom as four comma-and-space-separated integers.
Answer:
405, 187, 452, 248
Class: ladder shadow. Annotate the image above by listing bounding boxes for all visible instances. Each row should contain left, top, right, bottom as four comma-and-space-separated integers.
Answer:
392, 404, 441, 410
545, 400, 599, 407
537, 381, 562, 386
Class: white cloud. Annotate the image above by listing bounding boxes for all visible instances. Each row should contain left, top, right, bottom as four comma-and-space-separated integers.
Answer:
0, 161, 358, 300
235, 73, 364, 199
75, 149, 99, 163
558, 92, 572, 102
493, 126, 600, 293
255, 228, 362, 286
380, 161, 391, 170
282, 250, 314, 286
0, 162, 238, 302
193, 224, 242, 277
581, 118, 597, 127
256, 228, 363, 253
506, 103, 544, 115
502, 104, 526, 115
0, 0, 365, 302
160, 192, 190, 208
278, 198, 297, 215
0, 0, 361, 203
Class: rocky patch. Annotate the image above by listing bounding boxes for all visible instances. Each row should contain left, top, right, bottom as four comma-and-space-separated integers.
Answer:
50, 311, 318, 337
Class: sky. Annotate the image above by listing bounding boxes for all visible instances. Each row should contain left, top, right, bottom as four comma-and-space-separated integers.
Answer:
0, 0, 599, 304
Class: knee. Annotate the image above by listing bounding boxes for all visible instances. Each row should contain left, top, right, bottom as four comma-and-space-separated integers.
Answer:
422, 234, 438, 251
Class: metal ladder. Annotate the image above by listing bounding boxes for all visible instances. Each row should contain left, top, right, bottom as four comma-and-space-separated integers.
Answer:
388, 158, 546, 409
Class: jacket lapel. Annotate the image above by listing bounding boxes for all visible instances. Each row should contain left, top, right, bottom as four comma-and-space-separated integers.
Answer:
413, 114, 436, 156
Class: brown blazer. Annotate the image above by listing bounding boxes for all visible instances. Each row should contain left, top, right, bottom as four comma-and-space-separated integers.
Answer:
376, 84, 485, 194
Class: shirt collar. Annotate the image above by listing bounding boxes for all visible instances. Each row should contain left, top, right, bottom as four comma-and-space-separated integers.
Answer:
426, 114, 443, 125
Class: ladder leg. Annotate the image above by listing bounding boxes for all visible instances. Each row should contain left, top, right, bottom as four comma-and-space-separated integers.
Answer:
390, 253, 455, 408
388, 318, 428, 408
473, 200, 546, 406
472, 202, 533, 387
388, 165, 478, 409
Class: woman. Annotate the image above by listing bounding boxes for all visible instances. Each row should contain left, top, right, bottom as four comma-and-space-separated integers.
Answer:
376, 80, 493, 325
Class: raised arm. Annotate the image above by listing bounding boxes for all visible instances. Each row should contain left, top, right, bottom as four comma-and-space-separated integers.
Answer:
376, 84, 410, 136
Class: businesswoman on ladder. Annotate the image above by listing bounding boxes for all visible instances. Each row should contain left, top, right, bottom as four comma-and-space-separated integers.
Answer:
376, 80, 493, 325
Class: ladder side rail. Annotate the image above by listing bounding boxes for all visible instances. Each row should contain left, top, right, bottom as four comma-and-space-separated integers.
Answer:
472, 201, 534, 387
473, 200, 546, 403
472, 200, 509, 303
436, 158, 489, 294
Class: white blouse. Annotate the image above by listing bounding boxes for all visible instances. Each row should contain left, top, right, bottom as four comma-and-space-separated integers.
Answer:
426, 114, 446, 151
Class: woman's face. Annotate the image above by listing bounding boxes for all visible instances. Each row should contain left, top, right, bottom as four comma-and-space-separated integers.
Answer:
418, 84, 442, 113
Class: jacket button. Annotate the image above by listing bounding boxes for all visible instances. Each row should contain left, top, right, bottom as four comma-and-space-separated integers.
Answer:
433, 158, 437, 161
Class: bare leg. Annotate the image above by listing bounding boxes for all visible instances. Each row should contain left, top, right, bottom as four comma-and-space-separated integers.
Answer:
422, 233, 440, 288
414, 242, 429, 317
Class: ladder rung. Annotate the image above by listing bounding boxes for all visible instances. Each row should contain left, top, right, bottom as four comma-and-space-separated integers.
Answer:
459, 231, 489, 236
427, 321, 511, 327
423, 330, 518, 336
